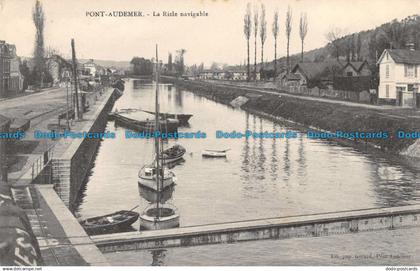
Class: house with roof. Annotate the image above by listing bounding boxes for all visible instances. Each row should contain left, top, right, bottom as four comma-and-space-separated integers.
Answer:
198, 70, 215, 80
341, 61, 371, 77
8, 44, 24, 95
82, 59, 98, 77
289, 60, 343, 88
226, 67, 247, 80
0, 40, 12, 98
46, 54, 73, 86
377, 47, 420, 106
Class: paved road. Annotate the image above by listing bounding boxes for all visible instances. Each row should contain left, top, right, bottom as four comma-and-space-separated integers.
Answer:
0, 87, 70, 120
203, 80, 420, 120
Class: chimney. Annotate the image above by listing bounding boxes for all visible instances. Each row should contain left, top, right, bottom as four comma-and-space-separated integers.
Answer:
406, 42, 415, 51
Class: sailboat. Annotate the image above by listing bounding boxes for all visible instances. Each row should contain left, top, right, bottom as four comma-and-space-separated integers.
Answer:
139, 44, 180, 230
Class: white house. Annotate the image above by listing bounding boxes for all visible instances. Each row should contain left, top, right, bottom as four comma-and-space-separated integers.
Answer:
198, 70, 215, 80
229, 68, 247, 80
83, 59, 97, 76
377, 48, 420, 107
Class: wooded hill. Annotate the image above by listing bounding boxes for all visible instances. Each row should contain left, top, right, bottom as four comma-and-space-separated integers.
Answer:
263, 14, 420, 73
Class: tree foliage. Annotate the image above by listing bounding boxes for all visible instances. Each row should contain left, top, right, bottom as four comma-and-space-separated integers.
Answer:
272, 9, 279, 76
243, 3, 252, 81
32, 0, 46, 84
259, 4, 267, 67
285, 6, 292, 72
130, 57, 153, 75
299, 13, 308, 62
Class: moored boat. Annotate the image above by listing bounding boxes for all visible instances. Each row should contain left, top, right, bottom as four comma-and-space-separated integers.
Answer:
138, 165, 176, 191
160, 144, 186, 164
142, 110, 193, 125
80, 210, 139, 235
112, 112, 179, 133
139, 203, 180, 230
202, 149, 230, 158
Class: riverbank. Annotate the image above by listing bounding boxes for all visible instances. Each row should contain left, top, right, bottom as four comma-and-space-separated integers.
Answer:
5, 87, 120, 265
162, 77, 420, 156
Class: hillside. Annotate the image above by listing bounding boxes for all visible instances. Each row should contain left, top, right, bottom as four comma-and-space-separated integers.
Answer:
262, 14, 420, 72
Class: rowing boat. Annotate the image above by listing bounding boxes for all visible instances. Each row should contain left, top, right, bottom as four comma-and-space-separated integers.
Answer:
80, 210, 139, 235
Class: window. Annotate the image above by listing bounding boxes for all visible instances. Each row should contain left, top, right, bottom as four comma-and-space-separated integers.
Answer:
405, 64, 415, 77
347, 71, 353, 77
386, 65, 389, 78
386, 85, 390, 98
408, 84, 414, 92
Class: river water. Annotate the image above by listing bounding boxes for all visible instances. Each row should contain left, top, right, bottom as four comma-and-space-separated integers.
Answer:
74, 79, 420, 265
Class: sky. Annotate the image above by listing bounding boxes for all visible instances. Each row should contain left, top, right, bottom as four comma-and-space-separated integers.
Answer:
0, 0, 419, 66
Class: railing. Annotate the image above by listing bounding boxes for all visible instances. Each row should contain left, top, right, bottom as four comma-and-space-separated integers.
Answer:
29, 146, 54, 182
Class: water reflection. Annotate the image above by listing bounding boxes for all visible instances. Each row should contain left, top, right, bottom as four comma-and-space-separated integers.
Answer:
297, 136, 307, 183
78, 79, 420, 229
283, 137, 291, 182
150, 249, 167, 266
269, 123, 279, 182
138, 184, 175, 203
371, 160, 419, 206
175, 88, 183, 107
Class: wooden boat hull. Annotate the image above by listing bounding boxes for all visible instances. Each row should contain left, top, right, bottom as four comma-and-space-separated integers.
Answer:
80, 210, 139, 235
139, 204, 180, 230
112, 113, 179, 133
160, 145, 186, 164
202, 150, 227, 157
138, 166, 176, 192
142, 110, 193, 125
138, 177, 175, 191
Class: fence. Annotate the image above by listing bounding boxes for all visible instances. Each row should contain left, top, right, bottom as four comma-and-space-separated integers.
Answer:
29, 146, 54, 183
282, 84, 372, 103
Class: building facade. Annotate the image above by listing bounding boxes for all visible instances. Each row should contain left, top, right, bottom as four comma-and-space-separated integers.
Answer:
0, 114, 10, 183
341, 61, 371, 77
377, 49, 420, 106
0, 40, 12, 98
8, 44, 24, 95
83, 59, 97, 76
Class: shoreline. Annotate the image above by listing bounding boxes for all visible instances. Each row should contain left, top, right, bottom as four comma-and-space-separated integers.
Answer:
161, 77, 420, 159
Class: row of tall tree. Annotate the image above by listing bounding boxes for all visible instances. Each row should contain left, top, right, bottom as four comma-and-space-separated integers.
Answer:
166, 49, 187, 76
31, 0, 54, 87
244, 3, 309, 81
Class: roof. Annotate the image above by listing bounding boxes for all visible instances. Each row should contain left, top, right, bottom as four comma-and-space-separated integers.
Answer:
0, 42, 13, 58
283, 73, 301, 80
227, 67, 247, 73
341, 61, 368, 72
51, 54, 73, 69
292, 60, 343, 80
378, 49, 420, 65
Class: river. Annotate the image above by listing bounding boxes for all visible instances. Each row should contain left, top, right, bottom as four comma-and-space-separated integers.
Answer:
74, 79, 420, 265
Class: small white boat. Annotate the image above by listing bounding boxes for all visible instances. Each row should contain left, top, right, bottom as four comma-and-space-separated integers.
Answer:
138, 165, 176, 191
139, 203, 180, 230
202, 149, 230, 158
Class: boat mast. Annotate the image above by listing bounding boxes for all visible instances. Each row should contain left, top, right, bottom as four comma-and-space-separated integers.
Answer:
155, 44, 161, 219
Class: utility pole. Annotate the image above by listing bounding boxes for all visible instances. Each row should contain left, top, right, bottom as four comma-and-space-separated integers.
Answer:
71, 39, 81, 120
65, 70, 70, 130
